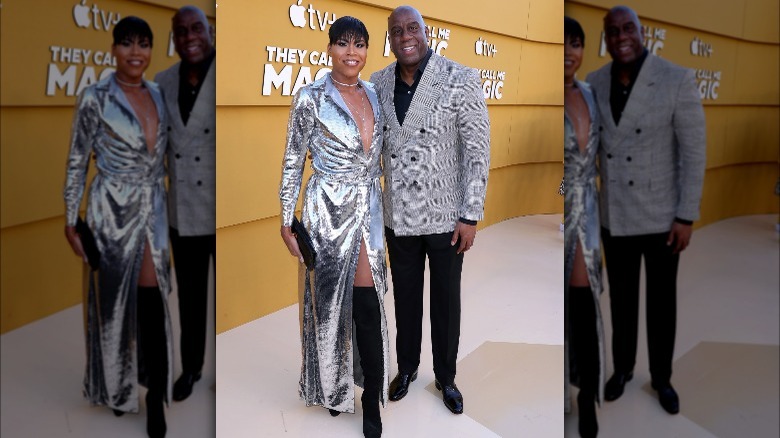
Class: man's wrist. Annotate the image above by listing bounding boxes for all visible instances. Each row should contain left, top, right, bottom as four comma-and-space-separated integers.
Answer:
674, 217, 693, 226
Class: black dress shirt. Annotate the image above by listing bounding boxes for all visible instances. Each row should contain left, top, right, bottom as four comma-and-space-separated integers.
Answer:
393, 48, 433, 125
177, 51, 215, 125
609, 48, 648, 125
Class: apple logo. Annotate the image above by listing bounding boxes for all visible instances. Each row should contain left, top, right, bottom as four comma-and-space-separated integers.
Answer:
289, 0, 306, 28
475, 37, 483, 55
73, 0, 90, 28
690, 37, 698, 55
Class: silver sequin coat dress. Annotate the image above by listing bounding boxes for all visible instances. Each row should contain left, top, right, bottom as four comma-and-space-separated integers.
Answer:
64, 75, 173, 413
279, 74, 390, 413
563, 79, 605, 411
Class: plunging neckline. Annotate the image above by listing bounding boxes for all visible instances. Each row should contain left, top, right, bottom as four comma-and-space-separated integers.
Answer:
116, 78, 159, 157
335, 83, 374, 158
564, 85, 592, 158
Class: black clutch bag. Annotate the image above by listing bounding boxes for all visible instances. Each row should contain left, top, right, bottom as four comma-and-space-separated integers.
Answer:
76, 216, 100, 271
292, 215, 316, 270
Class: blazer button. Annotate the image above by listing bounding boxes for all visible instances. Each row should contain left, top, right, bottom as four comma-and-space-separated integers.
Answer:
383, 126, 388, 131
419, 128, 426, 133
607, 153, 613, 159
628, 180, 634, 186
204, 128, 210, 134
197, 180, 202, 186
175, 153, 181, 159
195, 156, 200, 162
636, 128, 642, 134
411, 157, 417, 162
626, 156, 632, 162
413, 181, 418, 186
391, 154, 397, 159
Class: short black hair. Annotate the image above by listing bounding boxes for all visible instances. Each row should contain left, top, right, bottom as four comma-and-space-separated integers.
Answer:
113, 16, 154, 47
328, 16, 369, 47
564, 16, 585, 46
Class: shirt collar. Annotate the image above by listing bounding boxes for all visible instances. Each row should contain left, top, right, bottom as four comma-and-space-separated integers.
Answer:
179, 50, 216, 85
394, 48, 433, 81
610, 48, 648, 86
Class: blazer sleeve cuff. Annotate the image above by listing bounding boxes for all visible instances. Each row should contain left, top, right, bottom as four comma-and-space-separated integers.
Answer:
674, 217, 694, 226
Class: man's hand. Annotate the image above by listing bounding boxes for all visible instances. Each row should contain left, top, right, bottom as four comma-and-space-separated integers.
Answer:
451, 221, 477, 254
667, 222, 693, 254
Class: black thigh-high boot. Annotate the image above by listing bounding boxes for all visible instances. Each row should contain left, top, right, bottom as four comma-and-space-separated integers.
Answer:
353, 286, 383, 438
138, 286, 168, 438
571, 286, 599, 438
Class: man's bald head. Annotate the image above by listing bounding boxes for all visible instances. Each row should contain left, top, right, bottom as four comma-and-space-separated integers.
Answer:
388, 5, 426, 29
604, 6, 641, 30
173, 5, 209, 27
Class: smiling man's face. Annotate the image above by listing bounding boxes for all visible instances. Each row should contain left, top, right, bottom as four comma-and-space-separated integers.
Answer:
388, 7, 428, 69
172, 8, 214, 66
604, 8, 644, 66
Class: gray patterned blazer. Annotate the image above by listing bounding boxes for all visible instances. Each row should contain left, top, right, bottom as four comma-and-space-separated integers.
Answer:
155, 60, 216, 236
586, 54, 706, 236
369, 54, 490, 236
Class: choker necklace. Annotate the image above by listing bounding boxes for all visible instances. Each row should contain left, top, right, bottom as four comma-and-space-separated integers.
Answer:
116, 76, 143, 88
331, 76, 359, 87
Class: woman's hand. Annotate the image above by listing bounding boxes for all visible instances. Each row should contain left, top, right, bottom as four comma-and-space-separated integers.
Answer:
280, 226, 304, 264
65, 225, 88, 264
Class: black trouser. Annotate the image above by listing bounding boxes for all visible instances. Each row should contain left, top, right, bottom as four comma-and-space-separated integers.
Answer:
353, 286, 383, 400
570, 286, 599, 398
601, 228, 679, 385
385, 227, 464, 386
169, 227, 215, 376
138, 286, 168, 395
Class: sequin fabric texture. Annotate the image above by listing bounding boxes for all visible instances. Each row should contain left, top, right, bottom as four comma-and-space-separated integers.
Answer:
64, 75, 173, 412
279, 74, 390, 413
563, 79, 605, 411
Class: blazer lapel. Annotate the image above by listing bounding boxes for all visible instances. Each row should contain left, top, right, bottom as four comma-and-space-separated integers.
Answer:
617, 55, 657, 133
377, 66, 402, 132
593, 69, 616, 131
185, 61, 215, 129
401, 54, 444, 132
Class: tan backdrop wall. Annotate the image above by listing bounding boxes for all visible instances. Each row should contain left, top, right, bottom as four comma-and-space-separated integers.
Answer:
564, 0, 779, 228
0, 0, 215, 334
216, 0, 564, 333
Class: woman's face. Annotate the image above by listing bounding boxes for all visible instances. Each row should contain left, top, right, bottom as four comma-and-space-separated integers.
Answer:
328, 36, 367, 83
112, 36, 152, 83
564, 34, 583, 83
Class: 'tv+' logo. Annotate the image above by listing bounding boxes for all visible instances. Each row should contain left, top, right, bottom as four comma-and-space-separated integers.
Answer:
73, 0, 121, 31
289, 0, 337, 31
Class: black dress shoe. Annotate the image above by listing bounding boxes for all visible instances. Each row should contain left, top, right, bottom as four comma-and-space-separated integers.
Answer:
328, 409, 341, 417
604, 372, 633, 401
435, 380, 464, 414
652, 383, 680, 414
112, 409, 125, 417
388, 370, 417, 402
172, 371, 202, 402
